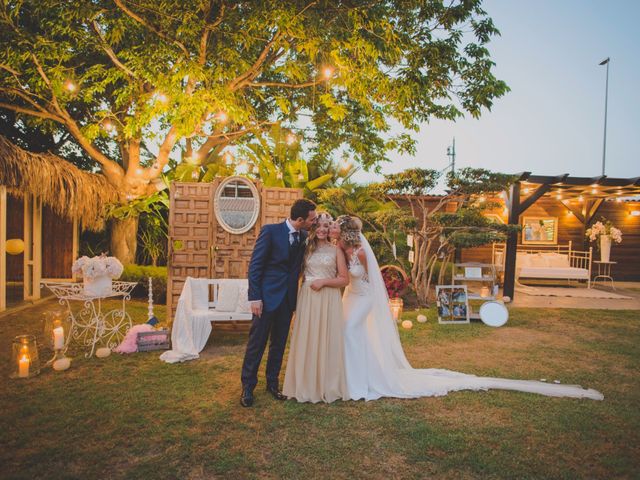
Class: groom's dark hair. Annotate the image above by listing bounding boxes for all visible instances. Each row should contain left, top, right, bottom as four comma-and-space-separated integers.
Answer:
290, 199, 316, 221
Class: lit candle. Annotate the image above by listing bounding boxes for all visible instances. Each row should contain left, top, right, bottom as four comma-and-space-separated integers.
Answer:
53, 325, 65, 350
18, 354, 30, 378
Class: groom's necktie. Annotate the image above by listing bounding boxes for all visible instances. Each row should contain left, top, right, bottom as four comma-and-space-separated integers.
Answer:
291, 231, 301, 249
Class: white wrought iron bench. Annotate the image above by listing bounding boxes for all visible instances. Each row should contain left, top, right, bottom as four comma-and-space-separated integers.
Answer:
492, 242, 592, 288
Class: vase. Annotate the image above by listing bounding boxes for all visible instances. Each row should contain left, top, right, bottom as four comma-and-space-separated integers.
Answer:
600, 235, 612, 262
83, 275, 113, 297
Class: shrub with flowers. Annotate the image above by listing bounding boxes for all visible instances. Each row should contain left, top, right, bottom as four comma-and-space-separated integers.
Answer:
381, 266, 410, 298
585, 218, 623, 245
72, 255, 124, 280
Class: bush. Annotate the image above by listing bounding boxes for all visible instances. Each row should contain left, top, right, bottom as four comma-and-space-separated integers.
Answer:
120, 265, 168, 304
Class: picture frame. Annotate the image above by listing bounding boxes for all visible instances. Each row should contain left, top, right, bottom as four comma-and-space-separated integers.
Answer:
521, 216, 558, 245
436, 285, 470, 324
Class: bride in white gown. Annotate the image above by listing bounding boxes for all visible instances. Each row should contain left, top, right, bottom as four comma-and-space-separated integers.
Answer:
333, 216, 604, 401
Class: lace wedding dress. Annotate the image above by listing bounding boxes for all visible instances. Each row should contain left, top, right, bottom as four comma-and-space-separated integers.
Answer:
341, 233, 604, 401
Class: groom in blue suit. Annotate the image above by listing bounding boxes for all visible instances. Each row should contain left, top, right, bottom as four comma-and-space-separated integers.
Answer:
240, 199, 317, 407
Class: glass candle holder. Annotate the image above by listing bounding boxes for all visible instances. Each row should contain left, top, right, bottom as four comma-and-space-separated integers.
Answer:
389, 298, 404, 322
11, 335, 40, 379
43, 311, 72, 370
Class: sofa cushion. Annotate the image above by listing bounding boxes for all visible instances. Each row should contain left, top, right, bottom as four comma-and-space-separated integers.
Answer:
216, 282, 239, 312
544, 253, 570, 268
235, 282, 252, 313
191, 279, 210, 311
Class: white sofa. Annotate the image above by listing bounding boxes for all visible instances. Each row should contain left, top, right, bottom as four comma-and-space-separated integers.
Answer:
493, 242, 592, 288
160, 277, 252, 363
189, 278, 253, 322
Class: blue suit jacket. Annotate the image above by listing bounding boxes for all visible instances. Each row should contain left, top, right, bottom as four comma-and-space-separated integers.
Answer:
248, 222, 307, 313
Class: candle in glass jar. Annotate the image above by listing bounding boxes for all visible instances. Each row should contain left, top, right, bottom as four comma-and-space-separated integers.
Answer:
53, 325, 65, 350
18, 354, 30, 378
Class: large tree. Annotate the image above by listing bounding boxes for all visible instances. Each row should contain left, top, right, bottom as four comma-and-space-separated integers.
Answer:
0, 0, 508, 263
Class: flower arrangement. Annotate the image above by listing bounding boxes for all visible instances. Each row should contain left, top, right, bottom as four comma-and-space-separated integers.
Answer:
72, 255, 124, 280
381, 265, 410, 298
585, 218, 623, 244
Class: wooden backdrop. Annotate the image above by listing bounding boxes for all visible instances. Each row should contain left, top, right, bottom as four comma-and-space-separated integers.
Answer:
167, 179, 302, 321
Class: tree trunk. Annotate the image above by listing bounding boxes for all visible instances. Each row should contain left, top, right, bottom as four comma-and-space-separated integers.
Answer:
110, 216, 139, 265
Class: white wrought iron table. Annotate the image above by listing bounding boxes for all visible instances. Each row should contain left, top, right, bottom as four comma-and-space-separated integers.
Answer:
593, 261, 616, 290
42, 281, 137, 358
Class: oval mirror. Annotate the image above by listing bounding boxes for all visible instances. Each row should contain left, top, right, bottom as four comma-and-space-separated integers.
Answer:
214, 176, 260, 234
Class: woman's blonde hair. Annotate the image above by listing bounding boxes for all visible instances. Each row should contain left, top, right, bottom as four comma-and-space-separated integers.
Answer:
336, 215, 362, 248
303, 212, 333, 269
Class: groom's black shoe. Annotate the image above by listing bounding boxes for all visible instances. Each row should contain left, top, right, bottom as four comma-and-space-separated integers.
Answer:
266, 385, 287, 401
240, 387, 254, 407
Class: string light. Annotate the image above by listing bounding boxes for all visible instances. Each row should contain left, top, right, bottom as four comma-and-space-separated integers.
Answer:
191, 169, 199, 180
286, 133, 297, 145
135, 168, 143, 176
591, 188, 598, 194
64, 79, 77, 92
102, 120, 114, 132
276, 171, 283, 180
578, 195, 584, 202
322, 66, 334, 80
522, 188, 531, 194
297, 172, 305, 181
216, 111, 228, 123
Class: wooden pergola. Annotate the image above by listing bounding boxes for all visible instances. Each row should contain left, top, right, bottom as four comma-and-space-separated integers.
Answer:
503, 172, 640, 299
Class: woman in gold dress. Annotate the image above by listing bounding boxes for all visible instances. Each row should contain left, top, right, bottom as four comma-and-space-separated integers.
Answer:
283, 213, 350, 403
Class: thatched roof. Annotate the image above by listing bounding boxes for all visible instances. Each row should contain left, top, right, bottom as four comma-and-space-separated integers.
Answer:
0, 135, 118, 231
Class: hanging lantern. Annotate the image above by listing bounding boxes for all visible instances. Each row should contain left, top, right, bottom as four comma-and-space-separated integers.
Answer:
6, 238, 24, 255
11, 335, 40, 379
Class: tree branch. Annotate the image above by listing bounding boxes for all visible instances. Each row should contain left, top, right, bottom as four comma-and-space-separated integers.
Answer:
247, 80, 318, 89
113, 0, 190, 58
91, 19, 137, 78
0, 101, 64, 122
229, 31, 282, 90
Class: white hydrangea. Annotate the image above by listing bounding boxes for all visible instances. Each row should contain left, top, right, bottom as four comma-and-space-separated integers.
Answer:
71, 255, 124, 280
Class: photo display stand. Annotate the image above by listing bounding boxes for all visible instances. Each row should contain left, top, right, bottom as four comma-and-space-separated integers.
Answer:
436, 285, 470, 324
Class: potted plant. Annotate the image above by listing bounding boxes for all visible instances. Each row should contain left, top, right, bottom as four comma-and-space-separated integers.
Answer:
72, 255, 124, 296
585, 218, 622, 262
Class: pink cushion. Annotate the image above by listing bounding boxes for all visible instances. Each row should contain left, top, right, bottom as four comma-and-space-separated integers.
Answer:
114, 324, 155, 354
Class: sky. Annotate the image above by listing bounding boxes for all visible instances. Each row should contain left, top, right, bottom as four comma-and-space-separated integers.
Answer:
352, 0, 640, 185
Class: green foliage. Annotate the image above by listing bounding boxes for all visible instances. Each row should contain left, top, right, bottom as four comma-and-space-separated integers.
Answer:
120, 264, 168, 303
105, 191, 169, 222
0, 0, 509, 178
435, 206, 519, 249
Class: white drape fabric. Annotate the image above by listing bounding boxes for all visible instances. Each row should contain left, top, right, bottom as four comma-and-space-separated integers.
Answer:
160, 277, 212, 363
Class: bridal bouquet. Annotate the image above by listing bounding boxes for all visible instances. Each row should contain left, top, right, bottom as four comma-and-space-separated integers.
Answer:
585, 219, 623, 244
72, 255, 124, 280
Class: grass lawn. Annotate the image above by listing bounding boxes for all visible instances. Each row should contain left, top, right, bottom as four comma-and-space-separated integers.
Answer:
1, 299, 638, 479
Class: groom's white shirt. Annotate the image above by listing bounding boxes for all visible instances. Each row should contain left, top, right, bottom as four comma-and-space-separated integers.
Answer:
285, 218, 300, 245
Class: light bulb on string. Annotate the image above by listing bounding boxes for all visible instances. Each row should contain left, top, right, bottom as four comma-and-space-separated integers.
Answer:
216, 111, 228, 123
286, 133, 297, 145
191, 169, 200, 180
322, 66, 334, 80
64, 79, 77, 92
102, 120, 115, 133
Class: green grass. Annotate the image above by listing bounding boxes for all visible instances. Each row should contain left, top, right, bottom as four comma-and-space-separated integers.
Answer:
0, 300, 638, 479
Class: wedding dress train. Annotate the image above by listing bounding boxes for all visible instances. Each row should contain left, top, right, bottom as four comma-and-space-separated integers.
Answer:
341, 234, 603, 401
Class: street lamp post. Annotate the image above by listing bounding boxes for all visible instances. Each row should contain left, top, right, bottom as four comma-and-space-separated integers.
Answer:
599, 57, 610, 176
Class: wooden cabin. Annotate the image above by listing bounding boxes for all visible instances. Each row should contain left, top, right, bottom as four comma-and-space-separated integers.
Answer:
0, 136, 117, 312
